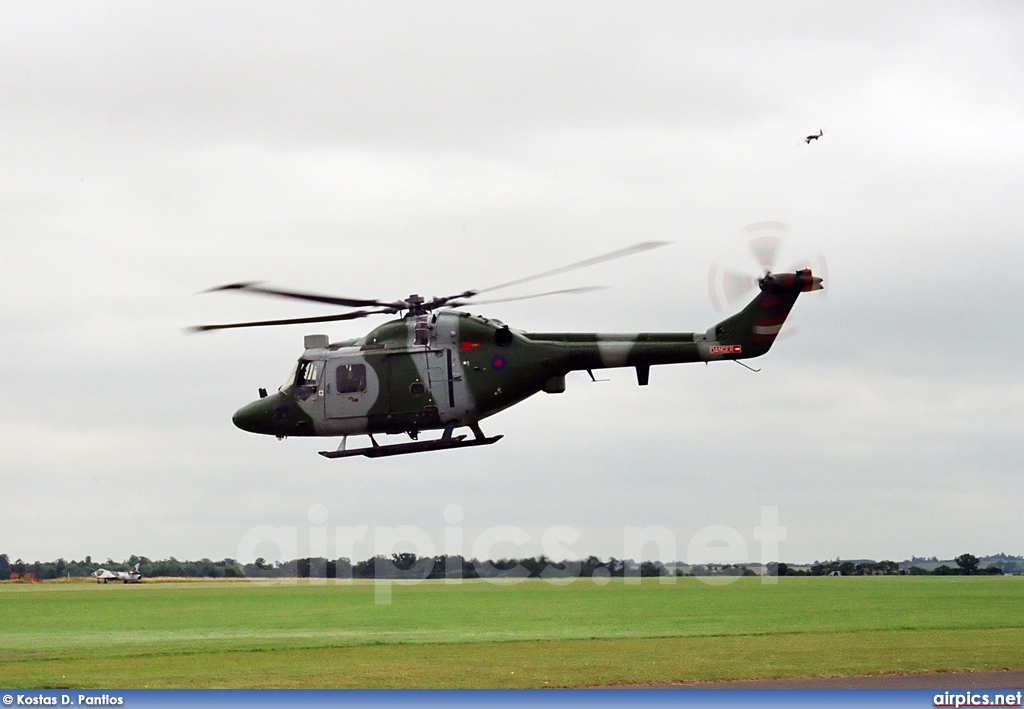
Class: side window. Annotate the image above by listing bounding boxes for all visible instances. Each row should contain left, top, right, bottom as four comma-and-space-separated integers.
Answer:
414, 320, 431, 345
336, 364, 367, 393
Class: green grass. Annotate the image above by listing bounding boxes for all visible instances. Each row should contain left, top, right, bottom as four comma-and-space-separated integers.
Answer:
1, 576, 1022, 687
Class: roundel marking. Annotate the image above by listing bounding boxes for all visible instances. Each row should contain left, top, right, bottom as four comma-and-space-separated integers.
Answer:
491, 354, 507, 370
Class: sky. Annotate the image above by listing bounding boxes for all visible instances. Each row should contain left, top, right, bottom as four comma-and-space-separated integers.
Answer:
2, 1, 1022, 567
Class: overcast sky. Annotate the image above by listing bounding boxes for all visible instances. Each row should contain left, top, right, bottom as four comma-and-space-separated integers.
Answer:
2, 1, 1022, 567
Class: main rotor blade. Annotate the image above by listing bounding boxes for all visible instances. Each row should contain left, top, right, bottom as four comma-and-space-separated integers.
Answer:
187, 309, 387, 333
449, 286, 606, 306
473, 241, 670, 295
204, 282, 398, 310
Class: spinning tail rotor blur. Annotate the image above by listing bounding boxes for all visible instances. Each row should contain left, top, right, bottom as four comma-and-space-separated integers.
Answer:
708, 222, 826, 338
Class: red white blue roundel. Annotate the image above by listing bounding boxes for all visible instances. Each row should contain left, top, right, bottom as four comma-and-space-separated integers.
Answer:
491, 354, 507, 370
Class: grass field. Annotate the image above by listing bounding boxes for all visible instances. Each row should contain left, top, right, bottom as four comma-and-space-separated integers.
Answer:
1, 576, 1022, 688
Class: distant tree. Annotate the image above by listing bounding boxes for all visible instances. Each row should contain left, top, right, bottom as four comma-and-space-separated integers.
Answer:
955, 554, 980, 575
35, 562, 58, 580
521, 556, 548, 577
0, 554, 10, 579
933, 565, 955, 576
907, 566, 929, 575
162, 557, 185, 577
199, 559, 222, 577
354, 556, 382, 578
390, 553, 418, 571
639, 561, 668, 577
242, 561, 280, 578
605, 558, 625, 577
580, 556, 602, 577
983, 566, 1004, 575
876, 560, 899, 575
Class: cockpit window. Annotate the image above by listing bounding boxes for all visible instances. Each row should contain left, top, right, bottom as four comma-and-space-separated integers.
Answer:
336, 363, 367, 393
297, 360, 321, 386
283, 359, 322, 400
279, 362, 299, 394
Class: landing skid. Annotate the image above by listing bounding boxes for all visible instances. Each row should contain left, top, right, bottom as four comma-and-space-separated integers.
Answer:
319, 426, 503, 459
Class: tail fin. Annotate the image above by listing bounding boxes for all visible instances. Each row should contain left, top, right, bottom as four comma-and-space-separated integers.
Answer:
706, 269, 822, 359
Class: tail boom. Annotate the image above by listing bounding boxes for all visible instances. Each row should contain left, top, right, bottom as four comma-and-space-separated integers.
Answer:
518, 268, 822, 383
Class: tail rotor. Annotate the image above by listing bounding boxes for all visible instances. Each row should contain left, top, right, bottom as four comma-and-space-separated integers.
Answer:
709, 222, 797, 311
707, 222, 826, 340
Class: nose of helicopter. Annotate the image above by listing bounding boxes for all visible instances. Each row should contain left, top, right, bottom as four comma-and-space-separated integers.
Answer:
231, 392, 315, 437
232, 398, 271, 434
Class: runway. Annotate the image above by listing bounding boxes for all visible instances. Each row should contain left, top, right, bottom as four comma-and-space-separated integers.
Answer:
674, 670, 1024, 689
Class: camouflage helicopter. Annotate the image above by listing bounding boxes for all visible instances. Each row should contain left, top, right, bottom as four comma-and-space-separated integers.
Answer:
192, 242, 822, 459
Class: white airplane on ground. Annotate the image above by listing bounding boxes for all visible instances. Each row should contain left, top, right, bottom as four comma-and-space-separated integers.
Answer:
91, 564, 142, 584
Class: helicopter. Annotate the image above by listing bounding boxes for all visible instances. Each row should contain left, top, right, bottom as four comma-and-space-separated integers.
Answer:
191, 241, 823, 459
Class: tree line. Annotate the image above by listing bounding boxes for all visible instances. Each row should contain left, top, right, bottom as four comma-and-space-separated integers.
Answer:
1, 552, 1015, 581
0, 554, 249, 580
0, 553, 672, 580
781, 553, 1008, 576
